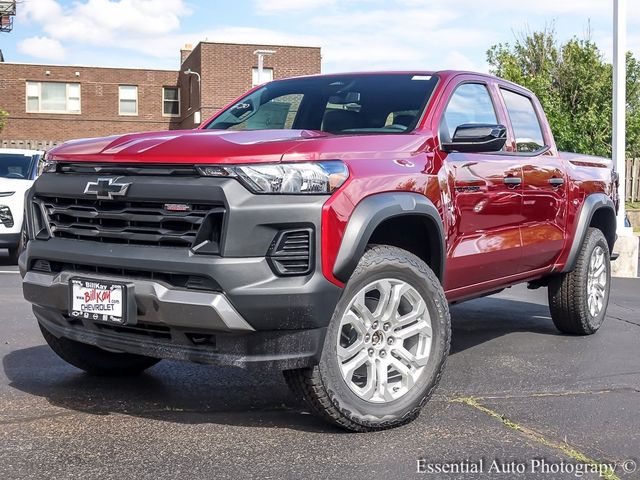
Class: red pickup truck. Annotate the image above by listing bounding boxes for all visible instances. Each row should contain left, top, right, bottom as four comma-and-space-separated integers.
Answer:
21, 71, 618, 431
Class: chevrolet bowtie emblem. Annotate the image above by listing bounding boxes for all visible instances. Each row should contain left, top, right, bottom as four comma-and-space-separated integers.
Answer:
84, 178, 131, 200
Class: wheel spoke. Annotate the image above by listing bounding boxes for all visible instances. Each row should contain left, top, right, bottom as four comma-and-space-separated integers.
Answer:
395, 319, 432, 340
393, 344, 428, 367
351, 291, 375, 327
372, 280, 408, 321
593, 264, 605, 277
388, 356, 416, 390
394, 298, 427, 330
339, 349, 369, 379
337, 336, 365, 361
374, 359, 391, 401
588, 295, 596, 316
356, 358, 377, 401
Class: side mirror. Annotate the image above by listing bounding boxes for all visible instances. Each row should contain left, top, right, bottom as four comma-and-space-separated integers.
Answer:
441, 123, 507, 153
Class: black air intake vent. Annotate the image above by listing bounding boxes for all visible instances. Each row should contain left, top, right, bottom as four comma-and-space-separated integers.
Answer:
268, 228, 313, 276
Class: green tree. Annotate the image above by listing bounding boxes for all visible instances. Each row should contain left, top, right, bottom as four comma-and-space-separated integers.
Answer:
0, 108, 7, 134
487, 28, 640, 158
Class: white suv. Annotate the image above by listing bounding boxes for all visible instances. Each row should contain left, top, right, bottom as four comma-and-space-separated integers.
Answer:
0, 149, 44, 263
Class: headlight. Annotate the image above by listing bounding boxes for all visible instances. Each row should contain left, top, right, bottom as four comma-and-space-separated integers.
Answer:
41, 159, 58, 173
197, 161, 349, 194
0, 192, 15, 197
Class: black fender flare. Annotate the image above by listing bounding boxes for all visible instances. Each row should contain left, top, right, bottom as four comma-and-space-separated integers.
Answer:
332, 192, 445, 282
562, 193, 616, 272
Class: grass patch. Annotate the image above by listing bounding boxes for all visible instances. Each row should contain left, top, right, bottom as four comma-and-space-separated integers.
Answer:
452, 396, 620, 480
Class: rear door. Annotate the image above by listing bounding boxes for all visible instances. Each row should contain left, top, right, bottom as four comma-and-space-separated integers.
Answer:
498, 87, 567, 271
437, 79, 525, 291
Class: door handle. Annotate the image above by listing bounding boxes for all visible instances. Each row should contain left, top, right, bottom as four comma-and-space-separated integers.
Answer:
549, 177, 565, 186
503, 177, 522, 186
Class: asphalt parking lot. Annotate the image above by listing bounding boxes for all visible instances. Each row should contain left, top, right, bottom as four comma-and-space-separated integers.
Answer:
0, 249, 638, 480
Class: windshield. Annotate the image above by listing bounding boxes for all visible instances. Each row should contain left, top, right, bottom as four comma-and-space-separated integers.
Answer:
0, 153, 37, 180
206, 73, 439, 135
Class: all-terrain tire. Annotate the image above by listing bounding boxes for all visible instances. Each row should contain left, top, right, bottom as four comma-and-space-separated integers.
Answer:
548, 227, 611, 335
284, 245, 451, 432
40, 323, 161, 376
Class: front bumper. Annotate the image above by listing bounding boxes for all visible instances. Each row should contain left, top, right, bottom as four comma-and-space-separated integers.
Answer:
23, 239, 340, 369
34, 305, 326, 370
21, 173, 343, 369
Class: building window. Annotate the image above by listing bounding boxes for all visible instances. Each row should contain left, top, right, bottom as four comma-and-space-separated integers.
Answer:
252, 67, 273, 87
26, 82, 81, 114
163, 87, 180, 116
119, 85, 138, 116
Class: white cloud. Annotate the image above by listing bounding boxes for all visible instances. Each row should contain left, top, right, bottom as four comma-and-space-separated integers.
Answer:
21, 0, 63, 23
20, 0, 191, 52
18, 36, 67, 60
255, 0, 337, 13
446, 51, 490, 73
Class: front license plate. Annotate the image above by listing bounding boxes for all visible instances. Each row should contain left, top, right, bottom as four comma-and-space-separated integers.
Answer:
69, 278, 126, 324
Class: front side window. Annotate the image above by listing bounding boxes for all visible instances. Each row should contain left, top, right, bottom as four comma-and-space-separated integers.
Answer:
206, 74, 439, 135
440, 83, 497, 142
119, 85, 138, 116
26, 82, 81, 114
163, 87, 180, 116
500, 89, 546, 152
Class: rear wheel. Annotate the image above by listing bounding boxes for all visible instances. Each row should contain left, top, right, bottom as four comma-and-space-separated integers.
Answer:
40, 323, 161, 376
548, 228, 611, 335
285, 245, 450, 431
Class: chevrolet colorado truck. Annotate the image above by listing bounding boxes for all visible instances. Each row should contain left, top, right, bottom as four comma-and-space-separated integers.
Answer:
20, 71, 618, 431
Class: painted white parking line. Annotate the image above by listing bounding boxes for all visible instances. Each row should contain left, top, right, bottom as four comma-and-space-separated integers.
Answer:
0, 271, 20, 273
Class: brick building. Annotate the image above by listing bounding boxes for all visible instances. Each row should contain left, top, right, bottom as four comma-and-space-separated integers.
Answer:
0, 41, 321, 148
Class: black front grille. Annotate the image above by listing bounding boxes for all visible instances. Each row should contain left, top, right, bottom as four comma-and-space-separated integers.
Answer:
38, 196, 222, 248
268, 228, 313, 276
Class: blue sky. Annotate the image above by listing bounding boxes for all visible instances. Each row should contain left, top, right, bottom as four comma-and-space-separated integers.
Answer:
1, 0, 639, 73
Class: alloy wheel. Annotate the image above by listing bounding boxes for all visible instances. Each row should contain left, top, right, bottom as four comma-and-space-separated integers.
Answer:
586, 245, 607, 317
336, 278, 433, 403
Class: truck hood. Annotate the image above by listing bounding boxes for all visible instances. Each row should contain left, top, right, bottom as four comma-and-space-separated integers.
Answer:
46, 129, 431, 165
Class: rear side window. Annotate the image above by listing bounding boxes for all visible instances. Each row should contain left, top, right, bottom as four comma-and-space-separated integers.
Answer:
500, 89, 545, 152
440, 83, 497, 141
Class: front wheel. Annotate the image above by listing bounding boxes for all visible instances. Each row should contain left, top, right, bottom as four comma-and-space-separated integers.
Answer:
548, 228, 611, 335
285, 245, 451, 431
